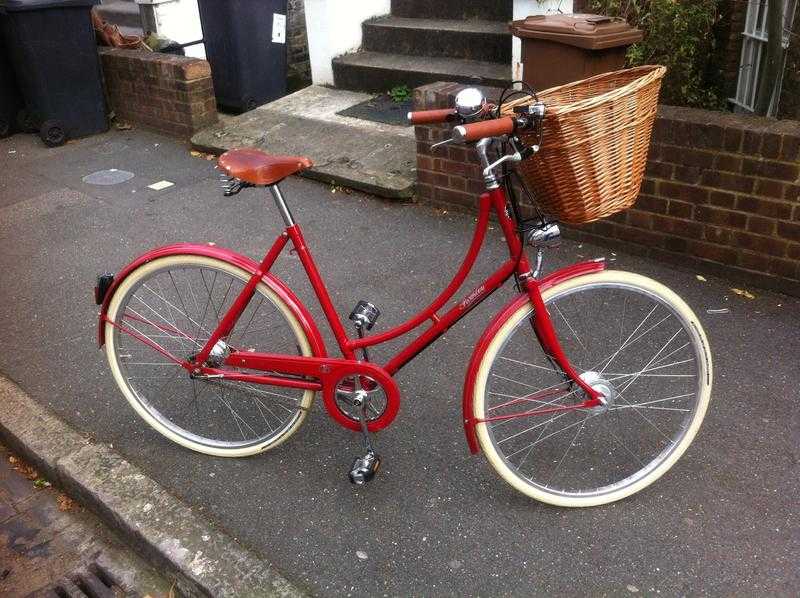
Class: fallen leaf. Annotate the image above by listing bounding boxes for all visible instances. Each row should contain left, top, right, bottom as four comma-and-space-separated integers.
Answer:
33, 478, 51, 488
190, 150, 202, 157
626, 585, 639, 593
9, 454, 38, 480
356, 550, 368, 560
695, 275, 707, 282
57, 494, 77, 512
115, 122, 133, 131
730, 287, 756, 300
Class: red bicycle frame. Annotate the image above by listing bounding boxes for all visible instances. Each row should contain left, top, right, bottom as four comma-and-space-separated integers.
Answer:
102, 185, 605, 435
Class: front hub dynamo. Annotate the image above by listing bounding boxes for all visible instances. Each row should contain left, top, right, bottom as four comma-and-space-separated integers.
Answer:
579, 371, 617, 413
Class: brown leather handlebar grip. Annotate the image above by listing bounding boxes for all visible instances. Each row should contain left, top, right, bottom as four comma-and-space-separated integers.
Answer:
407, 108, 458, 125
453, 117, 516, 143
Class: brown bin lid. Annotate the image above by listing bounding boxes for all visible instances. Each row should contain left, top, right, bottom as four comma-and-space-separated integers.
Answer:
510, 13, 643, 49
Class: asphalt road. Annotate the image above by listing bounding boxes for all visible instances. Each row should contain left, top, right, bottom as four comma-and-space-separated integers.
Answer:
1, 129, 798, 597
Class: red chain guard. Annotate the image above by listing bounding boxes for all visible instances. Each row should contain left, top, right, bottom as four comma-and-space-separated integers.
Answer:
223, 352, 400, 432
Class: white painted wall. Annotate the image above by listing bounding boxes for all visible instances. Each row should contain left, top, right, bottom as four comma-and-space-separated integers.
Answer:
136, 0, 206, 59
304, 0, 391, 86
512, 0, 573, 80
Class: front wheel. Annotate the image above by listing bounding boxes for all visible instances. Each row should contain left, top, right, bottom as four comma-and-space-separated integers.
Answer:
105, 254, 316, 457
473, 271, 712, 507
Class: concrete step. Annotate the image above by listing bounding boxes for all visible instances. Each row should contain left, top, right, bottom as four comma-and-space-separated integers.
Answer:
333, 51, 511, 93
192, 85, 416, 199
390, 0, 512, 21
363, 17, 511, 63
95, 1, 141, 29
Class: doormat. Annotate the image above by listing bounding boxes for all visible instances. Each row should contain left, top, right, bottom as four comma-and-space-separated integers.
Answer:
336, 94, 412, 126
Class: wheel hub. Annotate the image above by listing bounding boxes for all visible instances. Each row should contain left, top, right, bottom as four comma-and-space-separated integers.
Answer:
579, 371, 617, 413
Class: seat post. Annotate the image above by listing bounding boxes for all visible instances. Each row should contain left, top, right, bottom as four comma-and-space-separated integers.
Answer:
269, 184, 295, 227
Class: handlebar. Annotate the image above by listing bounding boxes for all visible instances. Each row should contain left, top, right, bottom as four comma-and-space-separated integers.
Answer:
409, 97, 544, 164
453, 117, 518, 143
407, 108, 458, 125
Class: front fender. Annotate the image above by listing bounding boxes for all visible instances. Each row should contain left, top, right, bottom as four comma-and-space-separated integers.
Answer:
461, 259, 606, 454
97, 243, 327, 358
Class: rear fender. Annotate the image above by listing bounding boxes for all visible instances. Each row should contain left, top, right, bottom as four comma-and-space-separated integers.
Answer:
461, 259, 606, 454
96, 243, 327, 358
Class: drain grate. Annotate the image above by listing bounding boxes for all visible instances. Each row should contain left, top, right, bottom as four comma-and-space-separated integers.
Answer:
35, 562, 130, 598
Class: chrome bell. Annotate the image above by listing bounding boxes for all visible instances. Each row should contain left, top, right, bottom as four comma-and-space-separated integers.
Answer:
455, 87, 486, 119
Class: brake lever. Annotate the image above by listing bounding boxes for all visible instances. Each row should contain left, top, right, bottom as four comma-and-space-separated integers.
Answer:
430, 138, 454, 151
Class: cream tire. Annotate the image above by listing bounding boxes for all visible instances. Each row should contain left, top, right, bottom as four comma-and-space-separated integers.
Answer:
473, 270, 712, 507
105, 255, 316, 457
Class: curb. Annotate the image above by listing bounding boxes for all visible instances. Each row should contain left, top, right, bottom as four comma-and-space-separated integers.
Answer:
0, 376, 308, 598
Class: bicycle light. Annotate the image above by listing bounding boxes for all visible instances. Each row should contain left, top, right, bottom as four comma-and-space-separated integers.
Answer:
523, 221, 561, 249
94, 273, 114, 305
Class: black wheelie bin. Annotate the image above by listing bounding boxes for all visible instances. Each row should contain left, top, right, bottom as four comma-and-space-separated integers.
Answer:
196, 0, 288, 112
0, 0, 107, 146
0, 24, 24, 138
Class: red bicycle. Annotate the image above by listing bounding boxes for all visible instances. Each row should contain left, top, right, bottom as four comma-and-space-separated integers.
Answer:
96, 89, 712, 507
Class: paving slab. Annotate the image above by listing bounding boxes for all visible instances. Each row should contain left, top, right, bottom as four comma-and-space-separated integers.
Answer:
192, 85, 416, 199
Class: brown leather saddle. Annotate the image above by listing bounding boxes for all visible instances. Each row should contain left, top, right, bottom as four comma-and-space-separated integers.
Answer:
217, 148, 313, 186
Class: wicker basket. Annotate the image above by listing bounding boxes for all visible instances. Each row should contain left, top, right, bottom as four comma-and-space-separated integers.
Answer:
502, 65, 666, 225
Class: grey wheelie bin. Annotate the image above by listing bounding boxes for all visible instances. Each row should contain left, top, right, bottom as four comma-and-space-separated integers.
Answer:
0, 0, 107, 146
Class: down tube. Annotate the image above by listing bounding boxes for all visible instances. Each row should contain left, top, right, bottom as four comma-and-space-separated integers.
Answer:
384, 258, 518, 374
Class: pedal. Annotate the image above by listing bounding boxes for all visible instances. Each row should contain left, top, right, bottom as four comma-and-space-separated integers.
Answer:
347, 388, 381, 485
349, 300, 380, 331
349, 451, 381, 485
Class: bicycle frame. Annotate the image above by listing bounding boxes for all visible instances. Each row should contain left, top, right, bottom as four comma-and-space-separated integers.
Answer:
102, 184, 605, 434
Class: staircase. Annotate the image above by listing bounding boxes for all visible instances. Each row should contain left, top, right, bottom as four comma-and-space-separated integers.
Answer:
95, 0, 144, 38
332, 0, 512, 93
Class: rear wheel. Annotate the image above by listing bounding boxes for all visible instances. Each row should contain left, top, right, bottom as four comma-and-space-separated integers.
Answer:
105, 255, 316, 457
473, 271, 712, 507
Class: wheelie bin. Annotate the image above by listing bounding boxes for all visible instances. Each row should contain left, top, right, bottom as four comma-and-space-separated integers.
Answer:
0, 0, 107, 146
196, 0, 288, 112
0, 24, 23, 138
510, 13, 643, 91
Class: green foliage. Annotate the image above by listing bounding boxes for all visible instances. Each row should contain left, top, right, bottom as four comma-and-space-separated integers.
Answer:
388, 85, 411, 103
588, 0, 725, 110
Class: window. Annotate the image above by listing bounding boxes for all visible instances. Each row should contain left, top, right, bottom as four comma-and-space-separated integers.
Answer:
731, 0, 797, 115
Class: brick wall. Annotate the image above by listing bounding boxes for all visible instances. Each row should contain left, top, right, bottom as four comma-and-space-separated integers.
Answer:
100, 48, 217, 139
287, 0, 311, 92
413, 82, 800, 296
